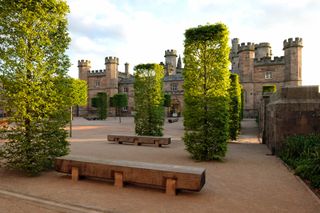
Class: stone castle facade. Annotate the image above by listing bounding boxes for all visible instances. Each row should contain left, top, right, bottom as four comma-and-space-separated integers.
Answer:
78, 37, 302, 118
78, 50, 184, 117
230, 37, 303, 117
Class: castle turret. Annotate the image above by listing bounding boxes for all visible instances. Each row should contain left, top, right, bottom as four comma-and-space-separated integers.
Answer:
238, 42, 255, 82
105, 56, 119, 97
78, 60, 91, 81
238, 42, 255, 117
177, 55, 182, 69
165, 49, 177, 75
230, 38, 240, 74
283, 37, 303, 86
125, 62, 130, 77
255, 42, 272, 59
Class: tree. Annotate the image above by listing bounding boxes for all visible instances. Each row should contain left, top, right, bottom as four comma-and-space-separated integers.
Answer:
183, 23, 230, 160
92, 92, 108, 120
0, 0, 72, 175
66, 78, 87, 136
229, 73, 242, 140
69, 79, 88, 107
112, 93, 128, 123
164, 93, 171, 116
134, 64, 164, 136
164, 93, 171, 107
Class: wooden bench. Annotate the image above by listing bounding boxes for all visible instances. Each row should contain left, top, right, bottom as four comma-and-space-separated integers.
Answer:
55, 155, 206, 195
107, 134, 171, 147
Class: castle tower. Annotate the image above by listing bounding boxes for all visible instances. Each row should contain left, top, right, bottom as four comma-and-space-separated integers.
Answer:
165, 49, 177, 75
238, 42, 255, 117
105, 56, 119, 97
177, 55, 182, 70
283, 37, 303, 86
255, 42, 272, 59
78, 60, 91, 81
238, 42, 255, 82
125, 62, 130, 77
230, 38, 239, 74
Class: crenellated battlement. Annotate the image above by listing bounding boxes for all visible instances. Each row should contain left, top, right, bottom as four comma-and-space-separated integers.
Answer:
88, 69, 106, 76
78, 59, 91, 67
105, 56, 119, 65
254, 56, 285, 66
283, 37, 303, 49
165, 49, 177, 56
238, 42, 255, 53
255, 42, 271, 49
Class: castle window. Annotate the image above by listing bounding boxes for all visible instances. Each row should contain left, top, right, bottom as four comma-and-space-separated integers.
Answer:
95, 80, 100, 87
171, 83, 178, 91
124, 87, 129, 93
265, 72, 272, 79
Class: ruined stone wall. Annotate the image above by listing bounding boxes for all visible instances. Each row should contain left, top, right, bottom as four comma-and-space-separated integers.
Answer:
262, 86, 320, 154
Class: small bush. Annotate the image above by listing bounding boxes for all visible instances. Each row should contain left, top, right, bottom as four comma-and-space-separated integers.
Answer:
280, 134, 320, 188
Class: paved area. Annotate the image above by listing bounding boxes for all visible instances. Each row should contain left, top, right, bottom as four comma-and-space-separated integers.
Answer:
0, 118, 319, 213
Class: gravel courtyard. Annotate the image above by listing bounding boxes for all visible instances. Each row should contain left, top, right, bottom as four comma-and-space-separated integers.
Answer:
0, 118, 319, 213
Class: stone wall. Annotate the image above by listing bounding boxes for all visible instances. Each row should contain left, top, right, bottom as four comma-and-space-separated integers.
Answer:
260, 86, 320, 154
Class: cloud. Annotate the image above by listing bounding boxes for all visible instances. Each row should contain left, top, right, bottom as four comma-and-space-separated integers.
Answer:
65, 0, 320, 85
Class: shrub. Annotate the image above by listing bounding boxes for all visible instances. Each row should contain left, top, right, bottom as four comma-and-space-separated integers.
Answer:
280, 134, 320, 188
229, 74, 241, 140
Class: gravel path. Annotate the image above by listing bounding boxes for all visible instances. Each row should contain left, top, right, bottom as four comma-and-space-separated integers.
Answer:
0, 118, 319, 213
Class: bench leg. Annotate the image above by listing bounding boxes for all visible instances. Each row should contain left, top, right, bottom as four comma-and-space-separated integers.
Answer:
155, 141, 162, 147
134, 139, 141, 146
166, 178, 177, 195
114, 172, 124, 188
71, 167, 79, 182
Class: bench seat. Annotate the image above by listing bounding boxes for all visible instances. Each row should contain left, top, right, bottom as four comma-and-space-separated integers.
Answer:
55, 155, 206, 195
107, 134, 171, 147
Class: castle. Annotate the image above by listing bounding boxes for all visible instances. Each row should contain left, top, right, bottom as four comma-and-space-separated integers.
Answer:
230, 37, 303, 117
78, 37, 302, 118
78, 50, 184, 117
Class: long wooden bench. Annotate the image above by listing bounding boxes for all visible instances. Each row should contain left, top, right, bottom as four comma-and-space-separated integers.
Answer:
55, 155, 206, 195
107, 134, 171, 147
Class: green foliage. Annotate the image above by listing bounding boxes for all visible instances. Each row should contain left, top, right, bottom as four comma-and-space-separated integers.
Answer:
279, 134, 320, 188
113, 93, 128, 108
69, 79, 87, 106
109, 96, 114, 107
112, 93, 128, 123
92, 93, 108, 120
134, 63, 165, 136
240, 88, 244, 120
164, 93, 171, 107
229, 74, 242, 140
263, 85, 276, 93
183, 23, 230, 160
0, 0, 71, 175
91, 97, 98, 108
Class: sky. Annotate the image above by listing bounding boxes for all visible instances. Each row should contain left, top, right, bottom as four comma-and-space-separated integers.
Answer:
66, 0, 320, 85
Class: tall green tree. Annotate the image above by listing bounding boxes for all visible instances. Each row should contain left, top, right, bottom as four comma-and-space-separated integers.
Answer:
134, 64, 164, 136
112, 93, 128, 123
0, 0, 72, 175
164, 93, 171, 116
92, 92, 108, 120
69, 79, 88, 107
229, 73, 242, 140
65, 78, 87, 136
183, 23, 231, 160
